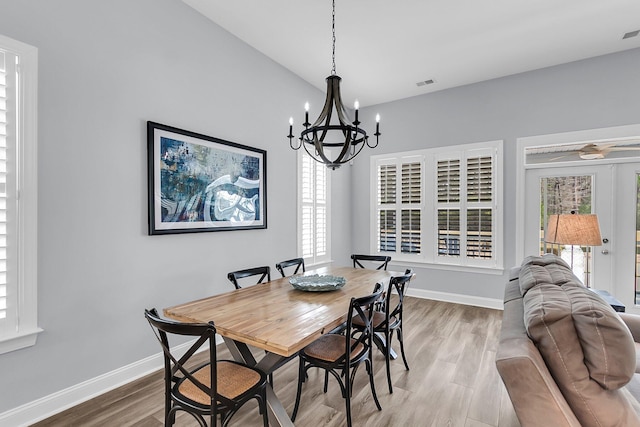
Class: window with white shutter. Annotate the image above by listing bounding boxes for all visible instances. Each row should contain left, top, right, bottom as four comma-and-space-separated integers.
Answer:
466, 156, 493, 259
0, 35, 39, 354
298, 151, 330, 266
377, 163, 396, 252
374, 157, 423, 258
437, 159, 460, 256
0, 50, 7, 321
371, 140, 502, 270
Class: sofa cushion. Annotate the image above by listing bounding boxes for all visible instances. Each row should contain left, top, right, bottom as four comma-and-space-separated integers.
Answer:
521, 256, 638, 426
524, 282, 635, 390
519, 254, 574, 295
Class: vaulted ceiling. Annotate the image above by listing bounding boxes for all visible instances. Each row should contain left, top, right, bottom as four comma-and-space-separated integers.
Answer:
183, 0, 640, 107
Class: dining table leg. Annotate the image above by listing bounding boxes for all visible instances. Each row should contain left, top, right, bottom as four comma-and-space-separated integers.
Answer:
223, 337, 296, 427
373, 332, 398, 359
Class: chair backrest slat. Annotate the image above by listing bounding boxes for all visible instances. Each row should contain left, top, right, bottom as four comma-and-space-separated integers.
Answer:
275, 258, 306, 278
144, 308, 217, 404
343, 283, 384, 364
227, 266, 271, 289
381, 270, 413, 327
351, 254, 391, 270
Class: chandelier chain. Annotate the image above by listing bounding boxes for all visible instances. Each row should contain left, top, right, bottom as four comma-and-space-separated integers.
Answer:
331, 0, 336, 75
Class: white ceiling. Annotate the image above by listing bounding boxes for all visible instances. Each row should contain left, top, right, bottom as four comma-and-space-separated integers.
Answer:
183, 0, 640, 107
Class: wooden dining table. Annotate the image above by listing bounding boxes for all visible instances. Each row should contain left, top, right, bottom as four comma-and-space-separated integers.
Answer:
163, 265, 400, 427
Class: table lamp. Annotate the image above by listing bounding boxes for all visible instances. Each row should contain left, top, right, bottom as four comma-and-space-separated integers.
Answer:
544, 212, 602, 287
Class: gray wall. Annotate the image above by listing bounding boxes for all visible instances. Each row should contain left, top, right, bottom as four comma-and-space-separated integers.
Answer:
353, 47, 640, 301
1, 0, 640, 417
0, 0, 352, 413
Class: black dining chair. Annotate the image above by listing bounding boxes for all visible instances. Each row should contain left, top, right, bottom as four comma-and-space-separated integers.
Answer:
226, 265, 275, 385
351, 254, 392, 270
144, 308, 268, 427
227, 266, 270, 289
353, 269, 414, 394
275, 258, 305, 278
291, 284, 384, 427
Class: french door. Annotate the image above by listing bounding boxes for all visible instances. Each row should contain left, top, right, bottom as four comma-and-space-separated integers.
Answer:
523, 164, 613, 291
523, 162, 640, 311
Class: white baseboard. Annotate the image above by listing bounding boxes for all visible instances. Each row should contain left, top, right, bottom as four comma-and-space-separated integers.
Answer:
0, 293, 500, 426
408, 288, 504, 310
0, 338, 209, 427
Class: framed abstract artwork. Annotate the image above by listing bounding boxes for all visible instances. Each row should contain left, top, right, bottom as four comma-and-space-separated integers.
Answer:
147, 121, 267, 235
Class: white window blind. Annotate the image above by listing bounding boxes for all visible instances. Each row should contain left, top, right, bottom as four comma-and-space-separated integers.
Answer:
299, 151, 330, 265
437, 152, 495, 263
371, 140, 502, 270
0, 34, 39, 354
377, 164, 396, 252
466, 156, 493, 259
0, 50, 7, 320
437, 159, 461, 257
375, 158, 423, 256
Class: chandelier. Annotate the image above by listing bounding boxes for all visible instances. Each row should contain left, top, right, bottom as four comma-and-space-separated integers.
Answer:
287, 0, 380, 170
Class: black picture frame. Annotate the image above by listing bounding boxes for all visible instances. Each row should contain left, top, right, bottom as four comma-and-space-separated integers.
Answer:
147, 121, 267, 235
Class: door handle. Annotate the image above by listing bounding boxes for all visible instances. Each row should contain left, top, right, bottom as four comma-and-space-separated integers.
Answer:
601, 249, 609, 255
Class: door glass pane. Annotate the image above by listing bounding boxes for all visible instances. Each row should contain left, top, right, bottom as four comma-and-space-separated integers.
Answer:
539, 176, 593, 284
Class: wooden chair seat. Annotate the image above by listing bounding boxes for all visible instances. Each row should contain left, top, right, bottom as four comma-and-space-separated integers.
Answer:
176, 361, 263, 405
302, 334, 365, 363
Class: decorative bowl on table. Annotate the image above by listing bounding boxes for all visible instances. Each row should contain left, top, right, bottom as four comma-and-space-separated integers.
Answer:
289, 274, 346, 292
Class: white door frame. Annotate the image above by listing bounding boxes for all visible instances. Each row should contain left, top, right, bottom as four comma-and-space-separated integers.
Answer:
516, 124, 640, 311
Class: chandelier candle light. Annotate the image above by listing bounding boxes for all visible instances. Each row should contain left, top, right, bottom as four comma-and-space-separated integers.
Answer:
287, 0, 380, 170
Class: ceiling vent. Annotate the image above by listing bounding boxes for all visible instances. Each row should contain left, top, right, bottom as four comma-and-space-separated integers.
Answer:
416, 79, 435, 87
623, 30, 639, 39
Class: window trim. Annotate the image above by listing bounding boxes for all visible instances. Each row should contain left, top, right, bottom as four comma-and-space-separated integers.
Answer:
370, 140, 503, 272
0, 34, 40, 355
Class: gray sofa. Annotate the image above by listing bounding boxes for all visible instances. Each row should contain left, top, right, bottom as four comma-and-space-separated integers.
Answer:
496, 254, 640, 426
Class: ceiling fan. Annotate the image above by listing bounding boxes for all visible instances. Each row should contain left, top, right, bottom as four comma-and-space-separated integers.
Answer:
550, 141, 640, 161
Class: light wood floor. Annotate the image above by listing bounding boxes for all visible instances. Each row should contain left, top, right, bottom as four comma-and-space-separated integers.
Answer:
32, 298, 520, 427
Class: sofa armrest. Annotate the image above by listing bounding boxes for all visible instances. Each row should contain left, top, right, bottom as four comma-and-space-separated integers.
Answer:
497, 338, 582, 427
497, 297, 582, 426
619, 313, 640, 343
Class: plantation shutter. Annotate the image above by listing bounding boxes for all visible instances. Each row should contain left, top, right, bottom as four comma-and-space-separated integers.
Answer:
299, 151, 330, 264
0, 35, 40, 353
466, 156, 493, 259
315, 161, 327, 257
372, 141, 501, 268
376, 159, 422, 255
0, 50, 7, 320
0, 49, 14, 323
300, 154, 314, 258
377, 164, 396, 252
401, 162, 421, 254
437, 159, 461, 257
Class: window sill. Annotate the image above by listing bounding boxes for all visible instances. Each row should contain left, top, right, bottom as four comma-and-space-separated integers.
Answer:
0, 327, 43, 355
390, 259, 504, 275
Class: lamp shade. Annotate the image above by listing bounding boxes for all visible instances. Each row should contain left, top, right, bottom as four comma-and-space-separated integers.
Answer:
545, 214, 602, 246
